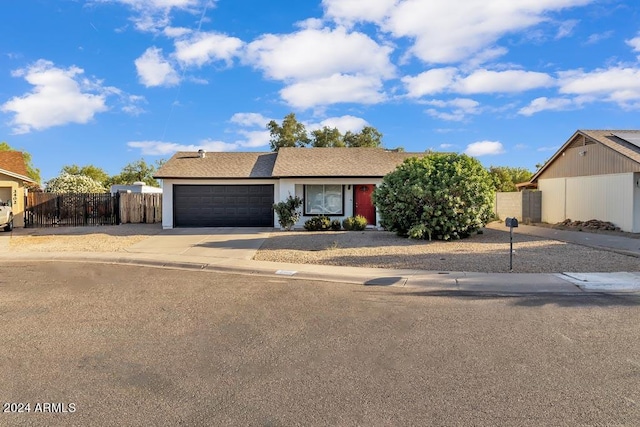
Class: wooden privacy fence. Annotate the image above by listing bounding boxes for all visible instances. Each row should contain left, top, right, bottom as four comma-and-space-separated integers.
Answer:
25, 192, 120, 227
25, 192, 162, 228
119, 193, 162, 224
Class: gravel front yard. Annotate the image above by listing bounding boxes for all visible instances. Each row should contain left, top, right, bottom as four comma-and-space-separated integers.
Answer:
255, 226, 639, 273
4, 222, 638, 273
6, 223, 162, 252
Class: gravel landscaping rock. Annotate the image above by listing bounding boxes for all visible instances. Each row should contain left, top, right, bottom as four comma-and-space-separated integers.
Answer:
255, 227, 639, 273
6, 224, 162, 252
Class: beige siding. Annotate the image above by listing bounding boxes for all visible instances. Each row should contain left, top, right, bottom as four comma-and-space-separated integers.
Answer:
565, 174, 634, 231
0, 174, 27, 228
539, 178, 566, 224
539, 143, 640, 179
540, 173, 636, 232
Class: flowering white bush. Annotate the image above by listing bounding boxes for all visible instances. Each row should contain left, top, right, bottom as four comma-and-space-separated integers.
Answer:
45, 173, 107, 194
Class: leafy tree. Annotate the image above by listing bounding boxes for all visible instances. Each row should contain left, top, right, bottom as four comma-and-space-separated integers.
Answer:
267, 113, 310, 151
373, 153, 495, 241
61, 164, 110, 184
107, 159, 161, 187
343, 126, 383, 147
488, 166, 533, 192
311, 126, 345, 147
0, 141, 41, 183
45, 173, 106, 193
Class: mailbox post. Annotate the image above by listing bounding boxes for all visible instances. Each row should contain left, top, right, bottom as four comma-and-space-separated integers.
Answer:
505, 217, 519, 271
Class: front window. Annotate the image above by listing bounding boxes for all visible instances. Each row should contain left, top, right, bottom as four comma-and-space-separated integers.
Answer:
304, 185, 343, 215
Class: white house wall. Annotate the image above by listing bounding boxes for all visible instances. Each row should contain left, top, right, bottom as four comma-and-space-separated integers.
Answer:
540, 173, 636, 232
161, 178, 279, 229
539, 178, 566, 224
278, 178, 383, 229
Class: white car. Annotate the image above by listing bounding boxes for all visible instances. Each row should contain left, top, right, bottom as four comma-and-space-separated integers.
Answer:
0, 199, 13, 232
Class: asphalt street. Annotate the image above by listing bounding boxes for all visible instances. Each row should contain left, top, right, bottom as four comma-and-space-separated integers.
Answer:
1, 262, 639, 426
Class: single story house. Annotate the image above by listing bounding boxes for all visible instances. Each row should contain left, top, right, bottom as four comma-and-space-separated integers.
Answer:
0, 151, 37, 228
527, 130, 640, 233
154, 147, 424, 229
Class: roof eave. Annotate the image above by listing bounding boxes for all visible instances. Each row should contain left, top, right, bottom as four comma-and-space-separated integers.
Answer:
0, 168, 36, 183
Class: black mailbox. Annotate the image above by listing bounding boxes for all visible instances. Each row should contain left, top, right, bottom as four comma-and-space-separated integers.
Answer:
505, 217, 519, 228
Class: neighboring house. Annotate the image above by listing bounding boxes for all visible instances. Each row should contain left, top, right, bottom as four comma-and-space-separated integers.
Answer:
527, 130, 640, 232
110, 181, 163, 194
0, 151, 37, 228
154, 147, 424, 229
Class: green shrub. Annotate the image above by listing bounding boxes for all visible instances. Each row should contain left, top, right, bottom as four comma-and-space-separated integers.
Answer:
342, 215, 368, 231
273, 195, 303, 230
330, 219, 342, 230
373, 153, 494, 241
303, 215, 331, 231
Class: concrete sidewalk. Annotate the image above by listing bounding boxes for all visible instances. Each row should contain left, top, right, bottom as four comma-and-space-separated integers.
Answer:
2, 250, 638, 295
486, 222, 640, 257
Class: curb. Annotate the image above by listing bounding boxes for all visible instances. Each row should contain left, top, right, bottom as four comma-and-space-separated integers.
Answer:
5, 252, 638, 295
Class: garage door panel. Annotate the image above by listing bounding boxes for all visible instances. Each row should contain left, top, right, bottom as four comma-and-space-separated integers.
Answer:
174, 184, 274, 227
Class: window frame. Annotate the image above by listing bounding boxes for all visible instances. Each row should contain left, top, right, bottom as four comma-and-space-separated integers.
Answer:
303, 184, 344, 216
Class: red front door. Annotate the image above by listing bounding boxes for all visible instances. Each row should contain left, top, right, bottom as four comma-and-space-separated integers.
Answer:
354, 184, 376, 225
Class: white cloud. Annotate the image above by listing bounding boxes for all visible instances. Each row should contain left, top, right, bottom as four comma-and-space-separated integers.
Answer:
455, 69, 554, 94
236, 130, 270, 148
163, 26, 192, 38
424, 98, 481, 121
555, 19, 579, 39
518, 96, 575, 116
322, 0, 397, 26
174, 32, 244, 67
98, 0, 204, 33
558, 67, 640, 107
585, 31, 613, 45
128, 139, 239, 155
402, 68, 457, 97
245, 27, 395, 81
403, 68, 554, 97
464, 140, 505, 156
280, 74, 385, 108
626, 34, 640, 53
312, 115, 369, 133
230, 112, 271, 128
1, 60, 109, 134
324, 0, 592, 64
135, 47, 180, 87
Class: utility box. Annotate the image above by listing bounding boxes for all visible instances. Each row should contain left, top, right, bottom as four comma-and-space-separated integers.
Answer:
505, 217, 519, 228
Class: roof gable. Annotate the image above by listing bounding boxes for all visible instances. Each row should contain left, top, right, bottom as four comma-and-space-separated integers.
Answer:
530, 129, 640, 182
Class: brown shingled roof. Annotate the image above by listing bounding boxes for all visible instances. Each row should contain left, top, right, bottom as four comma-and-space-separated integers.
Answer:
155, 148, 426, 179
155, 152, 277, 178
0, 151, 31, 179
272, 147, 424, 177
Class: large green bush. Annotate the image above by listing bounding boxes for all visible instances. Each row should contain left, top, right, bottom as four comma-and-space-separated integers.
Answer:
372, 153, 494, 240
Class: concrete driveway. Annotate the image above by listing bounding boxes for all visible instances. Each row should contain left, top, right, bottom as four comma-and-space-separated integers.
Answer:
126, 227, 273, 260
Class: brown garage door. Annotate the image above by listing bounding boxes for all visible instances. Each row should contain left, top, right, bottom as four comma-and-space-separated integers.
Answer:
174, 185, 274, 227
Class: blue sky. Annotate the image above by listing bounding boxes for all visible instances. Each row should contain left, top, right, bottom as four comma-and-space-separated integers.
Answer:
2, 0, 640, 182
